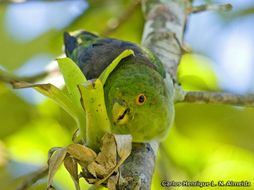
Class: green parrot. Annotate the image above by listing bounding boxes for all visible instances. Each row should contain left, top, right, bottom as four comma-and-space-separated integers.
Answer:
64, 31, 174, 142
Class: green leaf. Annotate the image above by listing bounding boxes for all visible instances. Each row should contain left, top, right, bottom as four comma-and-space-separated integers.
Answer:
12, 81, 86, 136
99, 49, 134, 85
0, 68, 86, 140
57, 57, 87, 107
78, 79, 111, 151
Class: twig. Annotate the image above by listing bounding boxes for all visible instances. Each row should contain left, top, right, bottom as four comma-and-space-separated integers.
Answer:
0, 68, 59, 84
188, 3, 232, 14
101, 0, 141, 36
16, 166, 48, 190
177, 90, 254, 107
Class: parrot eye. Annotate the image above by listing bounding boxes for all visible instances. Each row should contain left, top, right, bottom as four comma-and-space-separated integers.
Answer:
136, 94, 147, 105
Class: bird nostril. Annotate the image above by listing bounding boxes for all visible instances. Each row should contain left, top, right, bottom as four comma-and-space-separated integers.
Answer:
113, 99, 127, 106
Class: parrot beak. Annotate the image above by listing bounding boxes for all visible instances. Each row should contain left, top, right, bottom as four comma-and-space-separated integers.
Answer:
112, 101, 129, 125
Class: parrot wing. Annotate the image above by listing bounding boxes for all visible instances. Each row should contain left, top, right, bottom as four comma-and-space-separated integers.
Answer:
64, 31, 165, 80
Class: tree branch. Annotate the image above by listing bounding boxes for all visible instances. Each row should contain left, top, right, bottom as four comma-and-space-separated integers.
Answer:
187, 3, 232, 14
118, 143, 158, 190
176, 90, 254, 107
0, 68, 59, 84
141, 0, 191, 80
16, 166, 48, 190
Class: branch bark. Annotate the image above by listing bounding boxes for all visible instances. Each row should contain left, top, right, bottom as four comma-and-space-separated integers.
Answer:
188, 3, 232, 14
0, 68, 58, 83
117, 0, 191, 189
142, 0, 191, 80
16, 167, 48, 190
176, 91, 254, 107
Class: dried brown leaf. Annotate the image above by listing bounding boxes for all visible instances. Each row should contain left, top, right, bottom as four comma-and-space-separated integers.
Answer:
48, 147, 62, 161
107, 173, 119, 190
95, 134, 132, 186
67, 144, 97, 164
87, 133, 117, 179
48, 148, 67, 189
114, 134, 132, 160
64, 157, 80, 190
87, 162, 108, 178
85, 133, 132, 188
86, 178, 97, 184
96, 133, 117, 169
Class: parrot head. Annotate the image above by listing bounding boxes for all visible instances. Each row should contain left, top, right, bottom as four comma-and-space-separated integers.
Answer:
104, 59, 174, 142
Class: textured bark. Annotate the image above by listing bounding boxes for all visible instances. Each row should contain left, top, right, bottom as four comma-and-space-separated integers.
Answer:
117, 143, 158, 190
117, 0, 191, 189
142, 0, 191, 80
177, 91, 254, 107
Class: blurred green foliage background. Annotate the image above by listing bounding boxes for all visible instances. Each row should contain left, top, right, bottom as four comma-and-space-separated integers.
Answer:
0, 0, 254, 189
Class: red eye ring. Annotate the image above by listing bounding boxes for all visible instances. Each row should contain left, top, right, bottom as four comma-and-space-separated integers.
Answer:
136, 94, 147, 105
